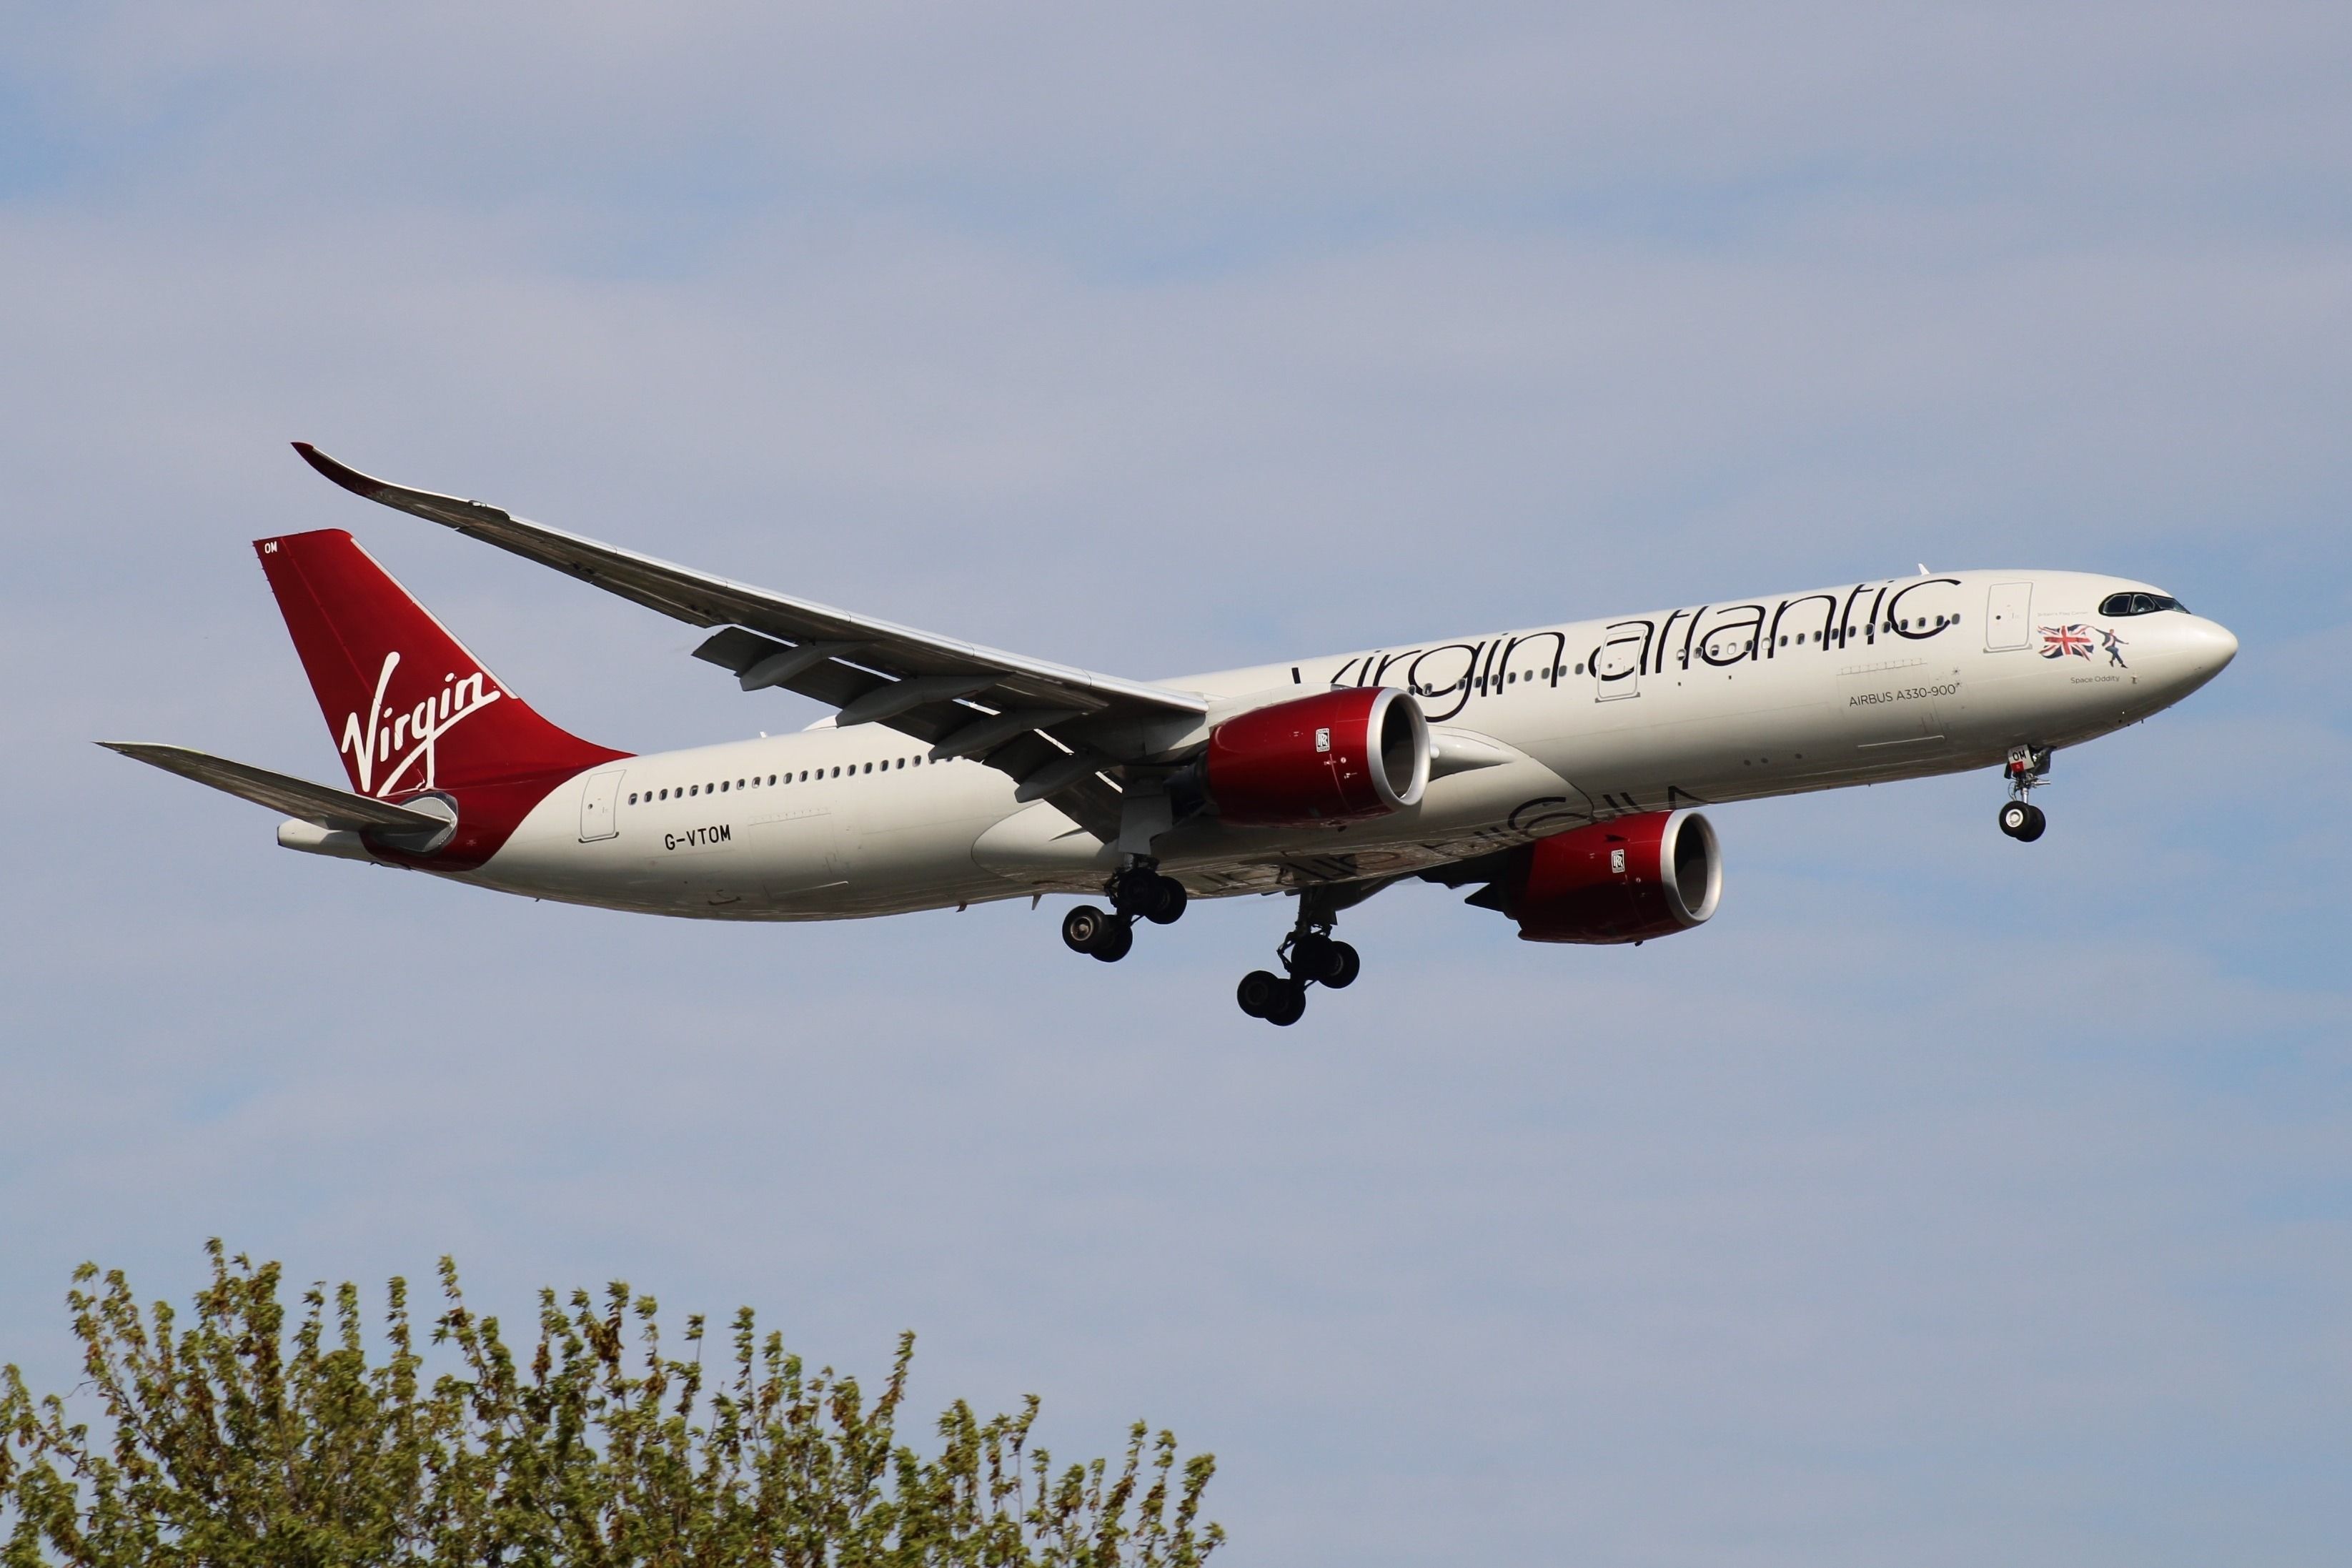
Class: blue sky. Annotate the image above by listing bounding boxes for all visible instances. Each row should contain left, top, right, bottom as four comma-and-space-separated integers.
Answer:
3, 5, 2348, 1563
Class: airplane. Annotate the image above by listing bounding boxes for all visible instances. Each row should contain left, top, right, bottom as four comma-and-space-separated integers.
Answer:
105, 444, 2240, 1026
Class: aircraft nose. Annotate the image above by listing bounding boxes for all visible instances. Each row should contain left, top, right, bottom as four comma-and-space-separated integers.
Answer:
2189, 617, 2239, 676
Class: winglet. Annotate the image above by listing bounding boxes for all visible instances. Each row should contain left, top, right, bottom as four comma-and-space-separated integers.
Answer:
291, 441, 389, 500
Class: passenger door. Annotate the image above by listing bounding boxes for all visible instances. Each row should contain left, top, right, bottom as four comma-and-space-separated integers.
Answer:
1593, 627, 1644, 701
1984, 582, 2033, 652
577, 768, 625, 842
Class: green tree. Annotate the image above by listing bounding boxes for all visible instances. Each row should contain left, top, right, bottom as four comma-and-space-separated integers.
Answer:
0, 1241, 1221, 1567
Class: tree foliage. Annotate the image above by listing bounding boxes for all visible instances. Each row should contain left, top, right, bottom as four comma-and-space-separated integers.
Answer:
0, 1242, 1221, 1567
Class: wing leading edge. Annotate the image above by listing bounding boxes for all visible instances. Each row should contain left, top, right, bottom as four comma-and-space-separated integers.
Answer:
292, 444, 1206, 838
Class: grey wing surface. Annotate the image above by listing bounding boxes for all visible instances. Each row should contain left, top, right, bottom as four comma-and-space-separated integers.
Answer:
292, 444, 1209, 838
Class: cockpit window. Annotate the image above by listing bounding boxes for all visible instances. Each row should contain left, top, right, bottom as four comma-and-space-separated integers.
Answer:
2100, 591, 2188, 616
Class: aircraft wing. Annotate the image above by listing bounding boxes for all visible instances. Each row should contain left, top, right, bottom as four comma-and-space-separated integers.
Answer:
100, 742, 452, 833
294, 444, 1205, 837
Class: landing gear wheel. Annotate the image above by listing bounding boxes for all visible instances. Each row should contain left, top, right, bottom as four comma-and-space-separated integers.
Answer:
1237, 969, 1285, 1018
1091, 917, 1134, 962
1290, 933, 1337, 982
1111, 868, 1189, 925
1262, 979, 1308, 1027
1142, 875, 1188, 926
1291, 933, 1360, 986
1062, 904, 1108, 953
1998, 801, 2046, 842
1063, 903, 1131, 959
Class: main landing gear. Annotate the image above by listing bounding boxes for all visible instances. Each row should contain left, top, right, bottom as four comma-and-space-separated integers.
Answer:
1998, 744, 2051, 843
1061, 860, 1189, 963
1236, 888, 1360, 1028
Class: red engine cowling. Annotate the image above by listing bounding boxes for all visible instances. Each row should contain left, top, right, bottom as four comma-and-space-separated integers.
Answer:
1506, 809, 1722, 944
1204, 687, 1429, 827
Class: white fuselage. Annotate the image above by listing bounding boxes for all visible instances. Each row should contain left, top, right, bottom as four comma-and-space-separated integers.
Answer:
450, 570, 2237, 919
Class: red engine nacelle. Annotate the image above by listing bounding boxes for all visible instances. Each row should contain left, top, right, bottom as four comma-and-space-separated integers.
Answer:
1204, 686, 1429, 827
1505, 809, 1722, 944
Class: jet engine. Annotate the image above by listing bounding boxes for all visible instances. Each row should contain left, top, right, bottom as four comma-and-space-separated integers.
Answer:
1203, 687, 1429, 827
1502, 808, 1721, 944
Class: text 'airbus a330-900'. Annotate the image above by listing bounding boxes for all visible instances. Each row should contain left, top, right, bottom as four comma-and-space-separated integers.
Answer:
108, 445, 2238, 1026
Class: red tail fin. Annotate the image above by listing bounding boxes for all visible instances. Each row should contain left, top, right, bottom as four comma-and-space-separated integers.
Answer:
255, 529, 625, 798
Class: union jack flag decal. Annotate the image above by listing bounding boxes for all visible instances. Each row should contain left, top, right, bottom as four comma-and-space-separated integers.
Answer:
2039, 623, 2094, 660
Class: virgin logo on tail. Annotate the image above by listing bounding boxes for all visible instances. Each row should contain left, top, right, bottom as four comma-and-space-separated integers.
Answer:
339, 650, 503, 795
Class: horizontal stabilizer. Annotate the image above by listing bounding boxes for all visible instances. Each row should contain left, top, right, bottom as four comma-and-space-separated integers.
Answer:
99, 743, 452, 833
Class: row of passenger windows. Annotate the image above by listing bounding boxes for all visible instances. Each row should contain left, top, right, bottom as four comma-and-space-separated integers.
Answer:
627, 755, 934, 806
1406, 614, 1965, 693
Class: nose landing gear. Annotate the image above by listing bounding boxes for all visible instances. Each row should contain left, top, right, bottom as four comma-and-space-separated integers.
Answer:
1235, 888, 1361, 1026
1998, 745, 2051, 842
